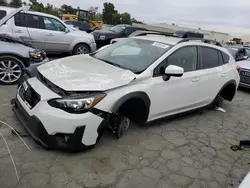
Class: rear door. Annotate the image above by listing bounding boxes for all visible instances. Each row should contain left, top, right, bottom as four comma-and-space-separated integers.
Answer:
195, 46, 226, 103
13, 13, 47, 50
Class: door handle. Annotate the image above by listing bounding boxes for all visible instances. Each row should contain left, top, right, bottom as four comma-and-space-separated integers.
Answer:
47, 33, 53, 36
15, 30, 23, 33
221, 73, 226, 77
192, 77, 200, 82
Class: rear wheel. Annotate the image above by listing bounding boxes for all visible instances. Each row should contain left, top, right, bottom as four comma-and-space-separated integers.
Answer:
211, 93, 224, 109
73, 43, 90, 55
0, 56, 24, 85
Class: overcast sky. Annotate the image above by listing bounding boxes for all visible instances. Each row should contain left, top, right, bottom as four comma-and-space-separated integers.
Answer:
34, 0, 250, 35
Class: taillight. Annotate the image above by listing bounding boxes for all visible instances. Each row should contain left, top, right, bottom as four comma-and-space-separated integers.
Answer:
236, 66, 241, 73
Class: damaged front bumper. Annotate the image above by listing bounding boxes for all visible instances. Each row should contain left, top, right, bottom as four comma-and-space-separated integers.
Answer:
12, 98, 107, 151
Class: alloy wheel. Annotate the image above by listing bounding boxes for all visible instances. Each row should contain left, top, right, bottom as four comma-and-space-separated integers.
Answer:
76, 46, 89, 54
0, 60, 22, 84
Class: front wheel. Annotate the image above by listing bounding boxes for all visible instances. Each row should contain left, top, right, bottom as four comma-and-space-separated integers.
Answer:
73, 43, 90, 55
0, 56, 24, 85
210, 94, 224, 109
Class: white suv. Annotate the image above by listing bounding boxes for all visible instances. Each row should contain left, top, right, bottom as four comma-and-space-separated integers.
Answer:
12, 33, 240, 152
0, 6, 96, 55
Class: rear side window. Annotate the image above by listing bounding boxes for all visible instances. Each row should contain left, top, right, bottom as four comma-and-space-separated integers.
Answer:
14, 13, 42, 29
154, 46, 198, 75
218, 51, 224, 65
221, 52, 230, 64
200, 47, 219, 69
0, 10, 6, 20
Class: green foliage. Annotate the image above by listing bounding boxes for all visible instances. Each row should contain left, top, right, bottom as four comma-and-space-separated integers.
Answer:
121, 12, 132, 25
102, 2, 134, 25
60, 4, 75, 14
92, 13, 103, 21
9, 0, 22, 7
131, 18, 145, 24
0, 0, 8, 6
102, 2, 115, 24
3, 0, 140, 25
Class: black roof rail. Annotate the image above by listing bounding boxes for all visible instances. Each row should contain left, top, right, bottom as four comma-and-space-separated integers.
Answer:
178, 38, 223, 47
133, 31, 180, 38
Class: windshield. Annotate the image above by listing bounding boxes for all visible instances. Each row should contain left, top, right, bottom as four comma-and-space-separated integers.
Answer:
109, 25, 125, 33
93, 38, 171, 73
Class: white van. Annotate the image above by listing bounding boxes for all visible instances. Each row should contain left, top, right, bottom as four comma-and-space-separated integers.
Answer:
0, 6, 96, 55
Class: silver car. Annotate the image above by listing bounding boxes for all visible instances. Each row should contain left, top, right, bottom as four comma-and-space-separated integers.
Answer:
0, 6, 96, 55
0, 34, 49, 85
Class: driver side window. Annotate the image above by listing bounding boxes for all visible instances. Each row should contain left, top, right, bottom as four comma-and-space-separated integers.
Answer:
43, 17, 66, 31
154, 46, 198, 76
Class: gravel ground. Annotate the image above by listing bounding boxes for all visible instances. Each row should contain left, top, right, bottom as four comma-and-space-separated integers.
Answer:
1, 84, 250, 188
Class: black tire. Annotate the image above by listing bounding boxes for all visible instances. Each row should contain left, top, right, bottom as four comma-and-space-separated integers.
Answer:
0, 56, 24, 85
72, 43, 90, 55
211, 94, 224, 109
115, 116, 131, 139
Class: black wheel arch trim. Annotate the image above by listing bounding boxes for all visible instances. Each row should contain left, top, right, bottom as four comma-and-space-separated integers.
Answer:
0, 54, 29, 67
111, 91, 151, 116
217, 79, 237, 101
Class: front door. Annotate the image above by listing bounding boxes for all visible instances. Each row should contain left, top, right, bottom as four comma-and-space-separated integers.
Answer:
41, 16, 71, 53
147, 46, 203, 121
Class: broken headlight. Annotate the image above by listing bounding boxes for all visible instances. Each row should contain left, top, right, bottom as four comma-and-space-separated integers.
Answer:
29, 50, 46, 63
48, 93, 106, 113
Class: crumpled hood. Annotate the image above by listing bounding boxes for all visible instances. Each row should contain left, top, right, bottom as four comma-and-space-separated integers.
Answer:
37, 55, 136, 91
237, 60, 250, 70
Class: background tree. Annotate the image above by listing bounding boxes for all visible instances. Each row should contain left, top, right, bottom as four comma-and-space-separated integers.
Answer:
120, 13, 132, 25
0, 0, 7, 6
60, 4, 74, 14
45, 3, 59, 17
112, 12, 121, 25
131, 18, 144, 24
102, 2, 116, 24
9, 0, 22, 7
92, 13, 103, 21
29, 0, 45, 13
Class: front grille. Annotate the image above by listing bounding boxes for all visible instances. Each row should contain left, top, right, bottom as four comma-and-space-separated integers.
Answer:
37, 72, 66, 96
19, 83, 41, 109
240, 69, 250, 84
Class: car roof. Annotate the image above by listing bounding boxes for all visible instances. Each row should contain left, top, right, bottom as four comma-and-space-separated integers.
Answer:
0, 6, 60, 21
25, 10, 60, 20
134, 35, 182, 45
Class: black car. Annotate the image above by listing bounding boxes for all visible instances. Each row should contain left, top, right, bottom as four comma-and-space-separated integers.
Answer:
64, 20, 92, 33
225, 46, 250, 61
93, 24, 147, 48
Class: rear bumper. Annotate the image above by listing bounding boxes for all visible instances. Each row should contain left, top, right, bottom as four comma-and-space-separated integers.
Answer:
239, 82, 250, 88
12, 98, 92, 151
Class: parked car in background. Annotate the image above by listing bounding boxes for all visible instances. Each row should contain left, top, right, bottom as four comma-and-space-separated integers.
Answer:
12, 34, 239, 151
101, 24, 114, 31
110, 31, 163, 44
236, 58, 250, 88
0, 6, 96, 55
93, 24, 147, 48
0, 34, 49, 85
64, 20, 92, 33
225, 45, 250, 61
